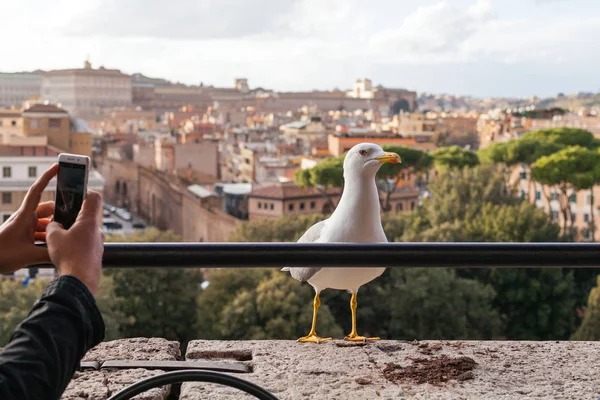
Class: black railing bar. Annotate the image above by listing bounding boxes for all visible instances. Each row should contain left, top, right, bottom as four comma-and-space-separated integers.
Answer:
29, 242, 600, 268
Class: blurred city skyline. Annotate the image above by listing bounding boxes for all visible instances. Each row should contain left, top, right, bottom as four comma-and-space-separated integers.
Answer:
1, 0, 599, 97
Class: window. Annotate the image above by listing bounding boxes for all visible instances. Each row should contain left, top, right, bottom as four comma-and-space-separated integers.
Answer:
28, 166, 37, 178
11, 120, 16, 126
550, 192, 558, 201
520, 171, 527, 180
586, 193, 593, 206
2, 192, 12, 204
288, 203, 294, 211
310, 201, 316, 209
300, 202, 305, 210
535, 191, 541, 201
520, 190, 526, 200
270, 203, 274, 210
584, 214, 590, 223
49, 118, 61, 129
569, 194, 576, 203
2, 167, 10, 178
571, 213, 576, 223
29, 118, 41, 129
551, 211, 559, 221
2, 214, 10, 223
410, 201, 415, 210
258, 202, 262, 209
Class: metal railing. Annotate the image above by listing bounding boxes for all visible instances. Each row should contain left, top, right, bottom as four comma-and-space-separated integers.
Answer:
28, 241, 600, 399
31, 242, 600, 268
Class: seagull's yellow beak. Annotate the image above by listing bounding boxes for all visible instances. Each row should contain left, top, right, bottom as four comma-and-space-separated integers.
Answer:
374, 152, 401, 164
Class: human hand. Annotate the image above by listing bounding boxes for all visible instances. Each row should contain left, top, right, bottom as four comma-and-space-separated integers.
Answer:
46, 191, 105, 296
0, 164, 58, 274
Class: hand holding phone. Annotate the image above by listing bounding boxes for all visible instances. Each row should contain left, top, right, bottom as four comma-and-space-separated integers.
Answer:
54, 153, 90, 230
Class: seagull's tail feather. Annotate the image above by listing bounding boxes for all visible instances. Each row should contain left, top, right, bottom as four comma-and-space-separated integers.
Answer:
281, 267, 290, 271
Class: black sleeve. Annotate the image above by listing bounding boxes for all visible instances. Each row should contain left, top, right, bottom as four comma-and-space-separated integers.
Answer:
0, 275, 105, 400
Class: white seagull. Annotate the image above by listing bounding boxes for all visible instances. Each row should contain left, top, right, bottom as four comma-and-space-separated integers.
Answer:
282, 143, 401, 343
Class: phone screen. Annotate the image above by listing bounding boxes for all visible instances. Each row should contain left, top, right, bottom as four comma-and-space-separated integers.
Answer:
54, 162, 86, 229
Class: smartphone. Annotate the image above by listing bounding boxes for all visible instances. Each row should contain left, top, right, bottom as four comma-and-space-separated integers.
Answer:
54, 153, 90, 230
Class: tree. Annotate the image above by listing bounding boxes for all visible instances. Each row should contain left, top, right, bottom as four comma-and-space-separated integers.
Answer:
558, 147, 600, 242
431, 146, 479, 171
486, 268, 576, 340
294, 156, 344, 211
571, 275, 600, 340
376, 145, 432, 212
393, 164, 575, 340
197, 269, 343, 340
388, 268, 502, 340
0, 279, 45, 346
229, 213, 326, 242
105, 228, 203, 345
531, 146, 595, 234
522, 127, 598, 149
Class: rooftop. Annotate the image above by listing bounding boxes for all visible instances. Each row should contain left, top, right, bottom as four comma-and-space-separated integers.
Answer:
23, 104, 67, 114
61, 338, 600, 400
249, 182, 341, 200
187, 184, 216, 199
0, 144, 62, 157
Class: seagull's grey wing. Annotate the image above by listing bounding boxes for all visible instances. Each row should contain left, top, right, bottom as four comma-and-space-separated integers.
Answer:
281, 219, 328, 282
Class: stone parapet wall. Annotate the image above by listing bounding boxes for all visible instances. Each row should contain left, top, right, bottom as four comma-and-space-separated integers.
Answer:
61, 338, 600, 400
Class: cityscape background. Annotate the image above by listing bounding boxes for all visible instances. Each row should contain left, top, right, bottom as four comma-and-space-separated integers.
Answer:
2, 0, 600, 348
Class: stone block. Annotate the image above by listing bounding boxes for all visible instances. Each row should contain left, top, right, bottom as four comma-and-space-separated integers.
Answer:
61, 338, 178, 400
180, 340, 600, 400
83, 337, 180, 362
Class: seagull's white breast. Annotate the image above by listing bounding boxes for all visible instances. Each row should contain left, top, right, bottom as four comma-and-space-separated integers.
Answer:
308, 267, 386, 293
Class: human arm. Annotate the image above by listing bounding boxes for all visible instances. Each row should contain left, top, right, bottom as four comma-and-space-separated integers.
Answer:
0, 187, 106, 399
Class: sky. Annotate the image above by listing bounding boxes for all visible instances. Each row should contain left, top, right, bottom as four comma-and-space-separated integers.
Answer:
1, 0, 599, 98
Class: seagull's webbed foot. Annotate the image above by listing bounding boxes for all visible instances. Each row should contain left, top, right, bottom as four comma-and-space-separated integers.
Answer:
298, 333, 332, 344
343, 333, 380, 342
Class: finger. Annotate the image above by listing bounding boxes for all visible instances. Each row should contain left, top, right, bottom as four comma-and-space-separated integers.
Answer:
36, 218, 52, 231
28, 244, 51, 265
45, 221, 65, 242
76, 191, 102, 224
22, 164, 58, 214
36, 201, 55, 218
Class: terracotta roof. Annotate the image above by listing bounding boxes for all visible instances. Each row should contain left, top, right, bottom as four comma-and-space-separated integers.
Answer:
0, 145, 62, 157
23, 104, 67, 114
0, 111, 21, 118
249, 182, 341, 200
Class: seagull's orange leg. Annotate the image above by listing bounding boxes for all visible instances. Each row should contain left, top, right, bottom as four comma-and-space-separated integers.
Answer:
298, 291, 332, 344
344, 292, 380, 342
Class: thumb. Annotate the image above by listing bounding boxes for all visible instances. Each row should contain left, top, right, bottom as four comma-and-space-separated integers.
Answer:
46, 221, 65, 242
76, 191, 102, 224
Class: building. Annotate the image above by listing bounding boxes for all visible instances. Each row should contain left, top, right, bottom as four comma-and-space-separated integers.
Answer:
22, 103, 94, 157
0, 103, 93, 157
0, 72, 42, 107
213, 183, 253, 220
280, 116, 330, 153
137, 166, 239, 241
397, 112, 437, 138
327, 134, 436, 158
247, 182, 342, 221
154, 140, 219, 179
41, 61, 132, 116
512, 165, 599, 241
0, 145, 104, 223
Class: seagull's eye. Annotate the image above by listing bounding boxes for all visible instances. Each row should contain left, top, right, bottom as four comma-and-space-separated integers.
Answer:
358, 149, 368, 156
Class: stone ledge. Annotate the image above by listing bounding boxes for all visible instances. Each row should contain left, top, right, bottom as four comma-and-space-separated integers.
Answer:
63, 339, 600, 400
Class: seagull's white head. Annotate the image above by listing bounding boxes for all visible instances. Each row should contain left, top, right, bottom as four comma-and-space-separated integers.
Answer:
343, 143, 401, 180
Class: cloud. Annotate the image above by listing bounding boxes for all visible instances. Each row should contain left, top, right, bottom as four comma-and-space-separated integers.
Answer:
63, 0, 352, 40
368, 0, 493, 61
